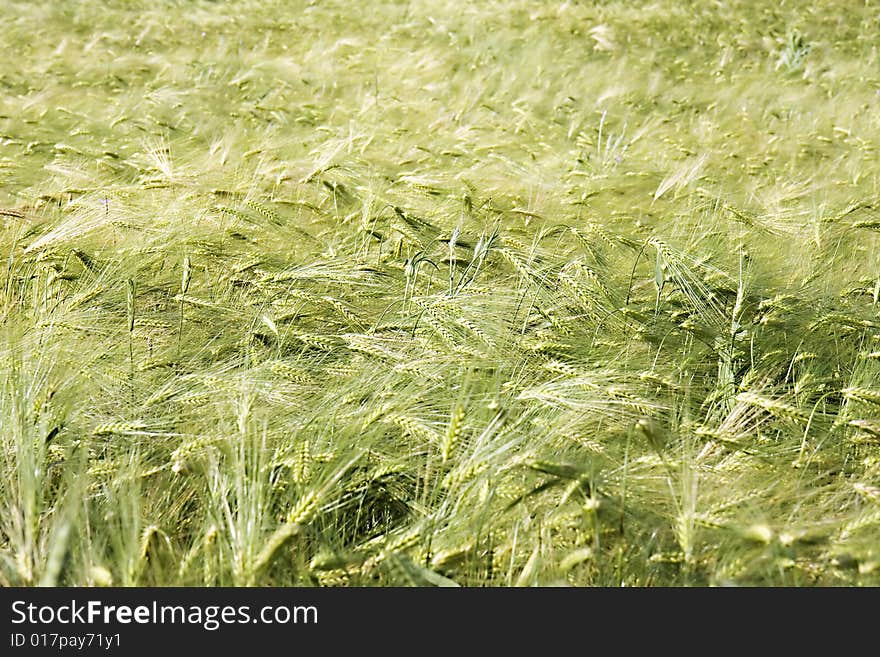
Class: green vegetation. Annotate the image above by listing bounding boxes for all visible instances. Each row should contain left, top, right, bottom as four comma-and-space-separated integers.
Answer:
1, 0, 879, 586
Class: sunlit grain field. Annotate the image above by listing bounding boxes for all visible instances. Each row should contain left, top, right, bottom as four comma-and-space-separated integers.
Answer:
1, 0, 879, 586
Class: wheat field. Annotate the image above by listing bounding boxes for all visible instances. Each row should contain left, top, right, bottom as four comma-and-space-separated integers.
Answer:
1, 0, 879, 586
